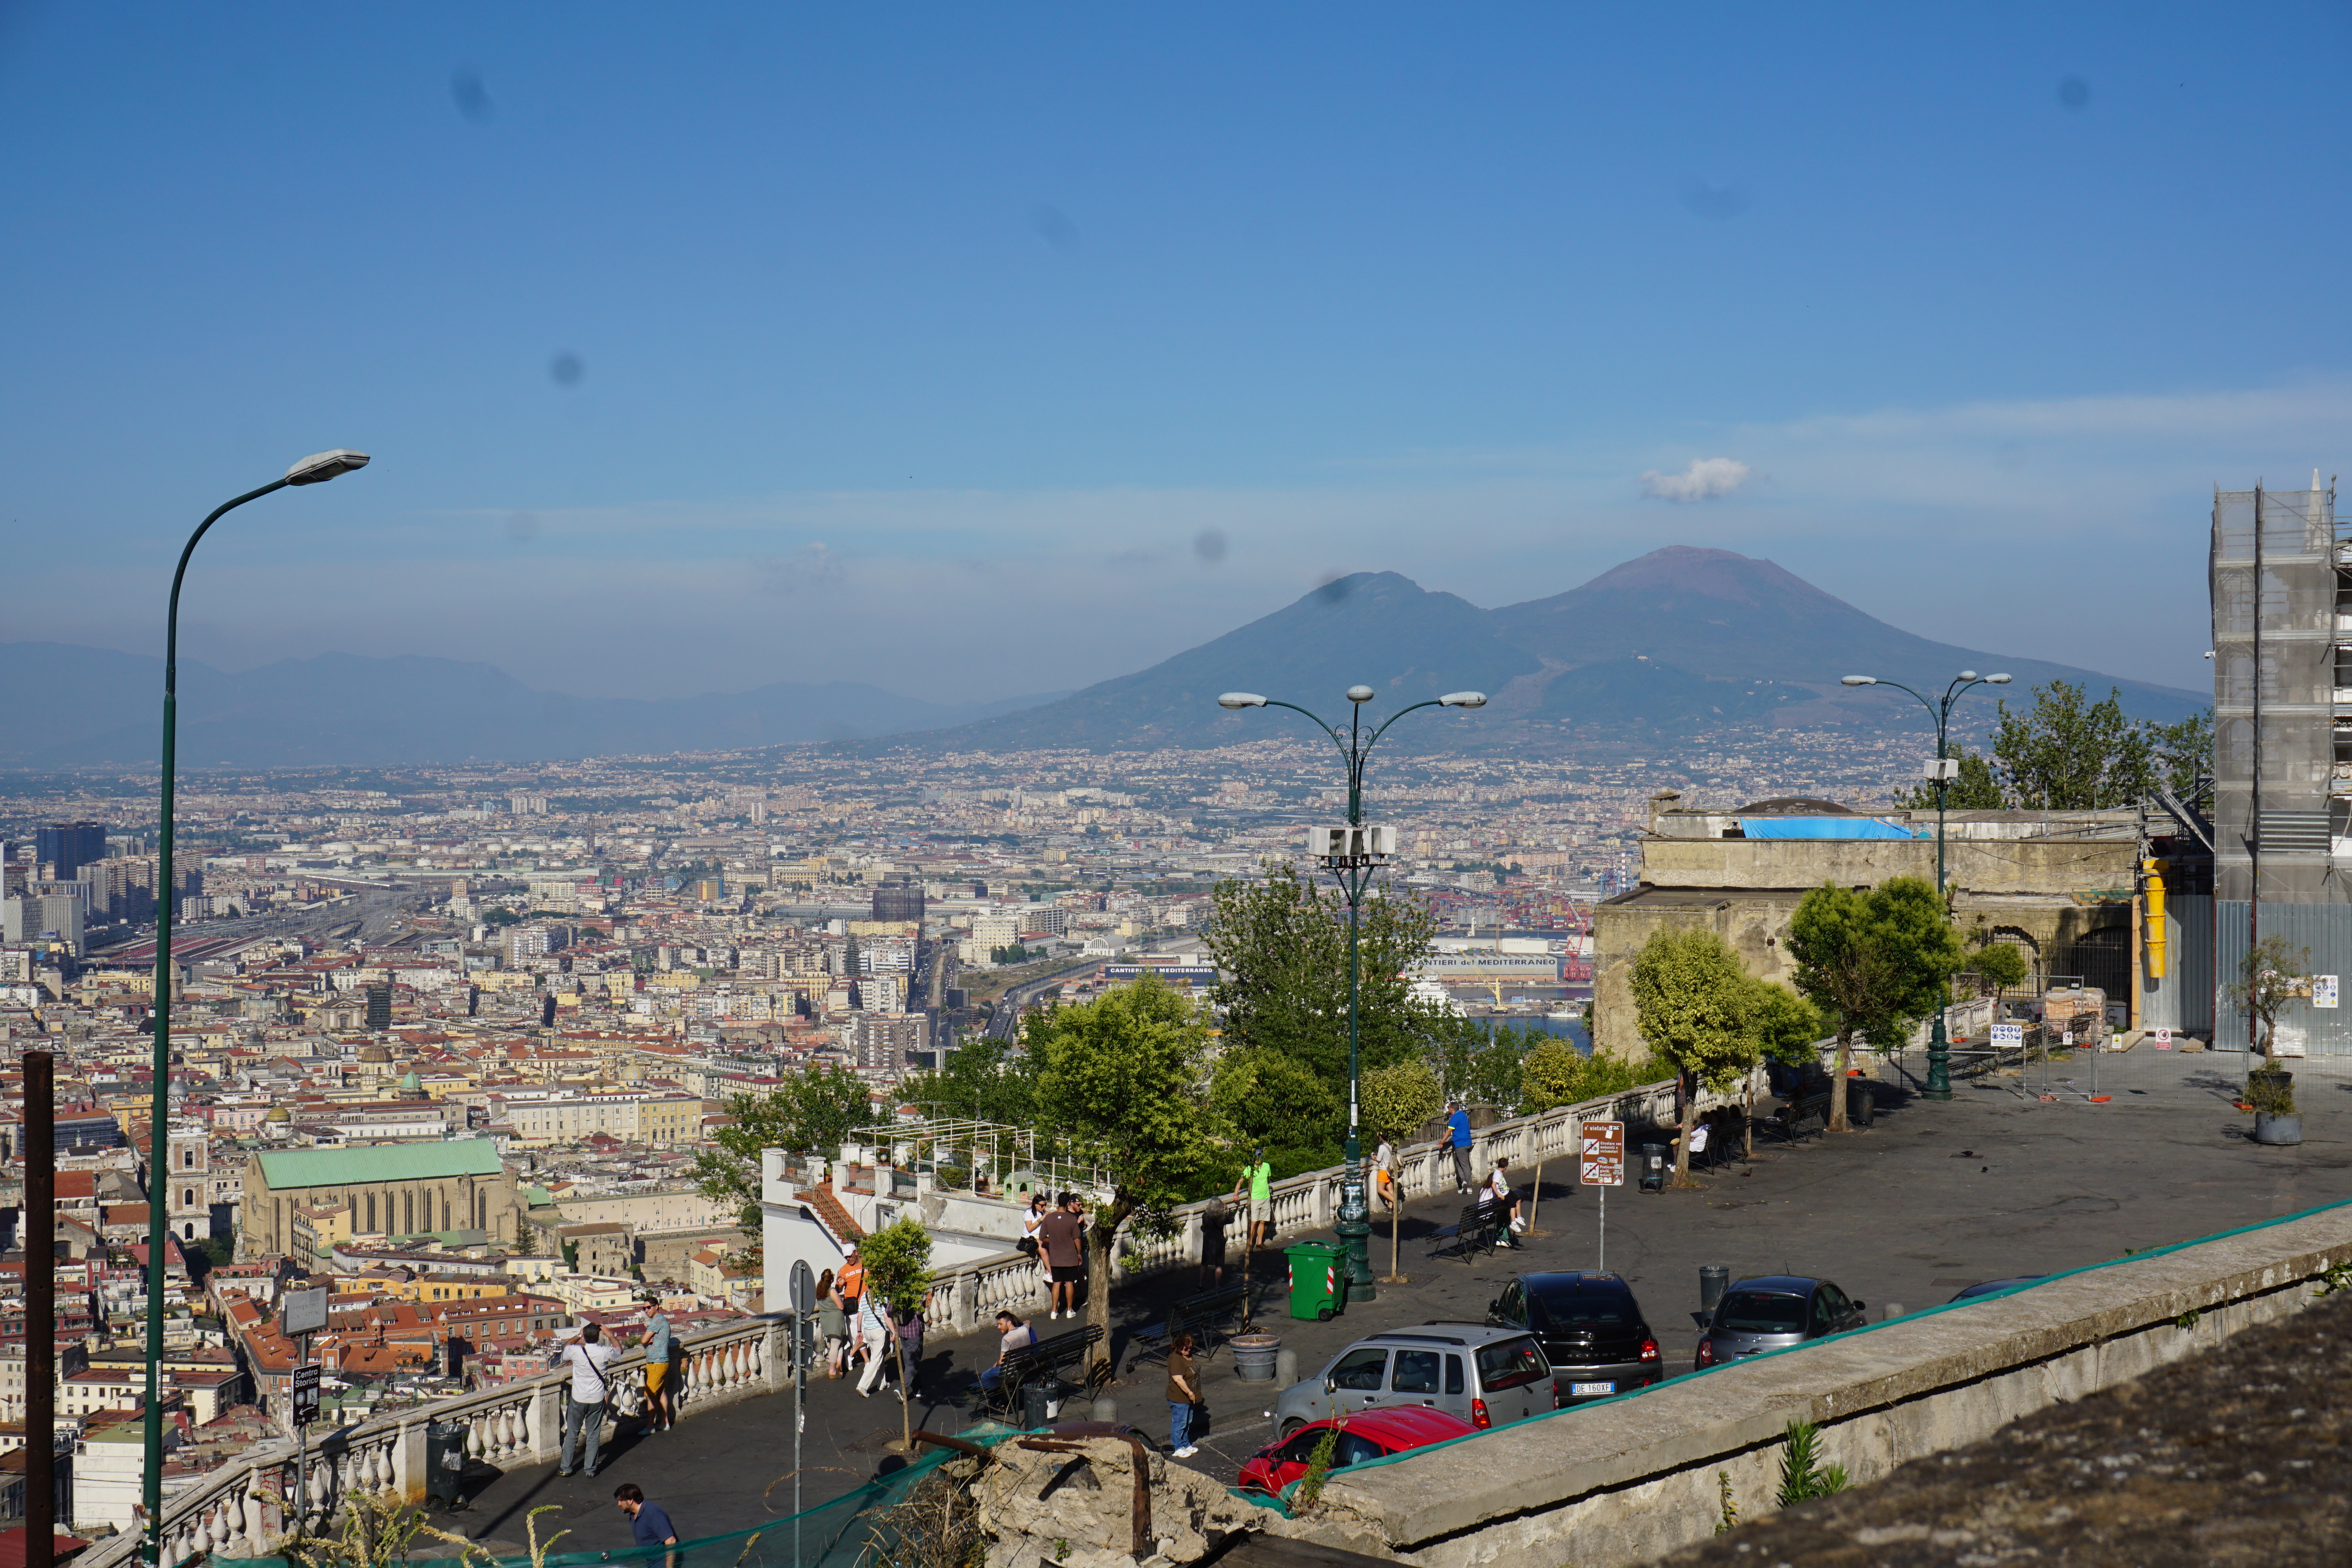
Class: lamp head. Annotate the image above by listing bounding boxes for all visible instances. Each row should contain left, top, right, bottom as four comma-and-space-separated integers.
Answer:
1217, 693, 1267, 710
1957, 670, 1978, 682
285, 450, 370, 485
1840, 675, 1875, 687
1987, 673, 2012, 684
1439, 691, 1488, 709
1345, 685, 1376, 704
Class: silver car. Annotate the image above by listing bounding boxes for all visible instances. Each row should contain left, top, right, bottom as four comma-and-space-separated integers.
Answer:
1273, 1323, 1555, 1436
1692, 1275, 1867, 1371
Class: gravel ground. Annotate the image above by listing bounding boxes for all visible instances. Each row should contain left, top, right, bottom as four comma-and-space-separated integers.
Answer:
1656, 1284, 2352, 1568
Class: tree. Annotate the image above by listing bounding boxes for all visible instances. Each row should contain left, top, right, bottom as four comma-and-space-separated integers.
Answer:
1964, 938, 2029, 1000
1428, 1016, 1532, 1111
691, 1064, 874, 1266
1629, 928, 1756, 1184
2150, 709, 2214, 799
1988, 681, 2206, 809
1205, 863, 1441, 1085
859, 1214, 933, 1451
2227, 933, 2312, 1065
1786, 878, 1964, 1130
1744, 978, 1823, 1066
1208, 1047, 1342, 1182
1517, 1041, 1585, 1113
1029, 979, 1221, 1383
898, 1034, 1041, 1138
1361, 1058, 1444, 1280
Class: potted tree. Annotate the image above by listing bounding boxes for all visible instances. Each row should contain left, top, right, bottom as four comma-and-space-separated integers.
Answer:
2228, 935, 2310, 1147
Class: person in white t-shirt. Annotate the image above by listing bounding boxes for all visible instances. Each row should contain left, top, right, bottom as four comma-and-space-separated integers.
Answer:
1486, 1156, 1525, 1247
557, 1322, 620, 1477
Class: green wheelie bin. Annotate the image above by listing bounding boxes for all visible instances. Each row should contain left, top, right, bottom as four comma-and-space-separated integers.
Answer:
1286, 1241, 1345, 1321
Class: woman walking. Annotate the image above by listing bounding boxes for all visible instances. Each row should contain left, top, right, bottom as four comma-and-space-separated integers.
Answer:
1166, 1331, 1201, 1460
815, 1268, 849, 1378
856, 1287, 896, 1397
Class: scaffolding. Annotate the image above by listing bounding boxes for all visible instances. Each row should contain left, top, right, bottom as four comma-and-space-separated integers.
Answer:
848, 1114, 1112, 1198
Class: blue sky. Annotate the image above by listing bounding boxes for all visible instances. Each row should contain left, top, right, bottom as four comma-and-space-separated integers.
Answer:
4, 3, 2347, 703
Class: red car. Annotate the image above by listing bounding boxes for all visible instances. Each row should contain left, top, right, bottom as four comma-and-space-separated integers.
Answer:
1236, 1406, 1479, 1496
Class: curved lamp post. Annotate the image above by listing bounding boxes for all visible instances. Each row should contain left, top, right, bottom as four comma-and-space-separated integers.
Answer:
1214, 685, 1486, 1299
145, 450, 368, 1562
1839, 669, 2009, 1102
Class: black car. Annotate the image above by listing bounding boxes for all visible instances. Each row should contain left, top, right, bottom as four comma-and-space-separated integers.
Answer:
1486, 1271, 1661, 1404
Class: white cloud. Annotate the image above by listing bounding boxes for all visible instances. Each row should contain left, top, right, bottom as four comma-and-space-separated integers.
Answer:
1639, 457, 1754, 502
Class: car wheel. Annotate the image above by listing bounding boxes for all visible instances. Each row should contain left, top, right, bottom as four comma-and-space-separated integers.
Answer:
1278, 1418, 1304, 1439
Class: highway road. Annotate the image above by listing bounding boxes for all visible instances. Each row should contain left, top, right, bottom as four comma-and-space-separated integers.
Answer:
982, 956, 1113, 1040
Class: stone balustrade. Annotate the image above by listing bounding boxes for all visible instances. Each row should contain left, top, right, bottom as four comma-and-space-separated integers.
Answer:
79, 1315, 789, 1568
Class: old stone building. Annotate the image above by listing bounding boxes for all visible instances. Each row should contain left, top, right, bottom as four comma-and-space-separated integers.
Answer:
240, 1140, 525, 1258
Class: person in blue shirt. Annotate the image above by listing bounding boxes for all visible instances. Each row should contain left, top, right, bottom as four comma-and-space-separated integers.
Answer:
1448, 1100, 1474, 1194
614, 1483, 679, 1568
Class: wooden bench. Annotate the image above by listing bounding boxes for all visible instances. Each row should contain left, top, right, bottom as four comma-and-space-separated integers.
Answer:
1427, 1199, 1510, 1263
979, 1323, 1105, 1417
1766, 1091, 1832, 1144
1123, 1283, 1252, 1374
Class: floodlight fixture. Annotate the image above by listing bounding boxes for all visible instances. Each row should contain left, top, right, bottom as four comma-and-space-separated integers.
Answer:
1218, 692, 1267, 709
284, 449, 371, 485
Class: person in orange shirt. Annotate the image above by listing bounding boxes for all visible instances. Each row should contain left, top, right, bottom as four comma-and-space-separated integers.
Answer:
836, 1249, 868, 1372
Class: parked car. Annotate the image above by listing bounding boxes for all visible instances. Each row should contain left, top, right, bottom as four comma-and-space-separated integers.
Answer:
1273, 1323, 1555, 1435
1485, 1271, 1661, 1403
1237, 1406, 1477, 1495
1948, 1276, 2048, 1302
1693, 1275, 1867, 1370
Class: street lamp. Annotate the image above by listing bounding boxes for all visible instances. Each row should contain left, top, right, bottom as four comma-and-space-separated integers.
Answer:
1213, 684, 1486, 1300
145, 451, 368, 1561
1839, 669, 2009, 1102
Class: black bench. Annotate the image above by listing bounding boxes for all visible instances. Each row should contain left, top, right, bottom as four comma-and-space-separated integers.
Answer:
1766, 1091, 1832, 1144
978, 1323, 1105, 1417
1427, 1199, 1511, 1263
1124, 1283, 1251, 1374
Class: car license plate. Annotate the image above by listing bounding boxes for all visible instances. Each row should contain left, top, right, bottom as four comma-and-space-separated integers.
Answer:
1570, 1381, 1615, 1396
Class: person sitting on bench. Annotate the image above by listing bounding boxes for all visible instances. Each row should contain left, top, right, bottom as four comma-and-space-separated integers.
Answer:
978, 1310, 1034, 1399
1485, 1156, 1524, 1247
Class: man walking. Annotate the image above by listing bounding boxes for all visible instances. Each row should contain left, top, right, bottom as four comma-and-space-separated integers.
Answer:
557, 1322, 619, 1478
1447, 1100, 1474, 1194
1038, 1192, 1085, 1321
613, 1483, 680, 1568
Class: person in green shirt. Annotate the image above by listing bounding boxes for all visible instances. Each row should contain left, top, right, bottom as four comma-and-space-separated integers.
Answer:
1230, 1149, 1275, 1252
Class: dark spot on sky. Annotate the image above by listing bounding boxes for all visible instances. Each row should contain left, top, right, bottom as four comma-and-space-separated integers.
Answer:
550, 352, 584, 387
506, 511, 539, 542
2058, 76, 2090, 109
1027, 203, 1080, 253
1679, 178, 1749, 221
452, 68, 493, 125
1194, 528, 1227, 564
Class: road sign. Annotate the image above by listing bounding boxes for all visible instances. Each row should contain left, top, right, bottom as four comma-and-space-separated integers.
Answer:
1990, 1022, 2024, 1049
2154, 1028, 2173, 1050
281, 1286, 328, 1338
1579, 1120, 1624, 1187
292, 1363, 321, 1429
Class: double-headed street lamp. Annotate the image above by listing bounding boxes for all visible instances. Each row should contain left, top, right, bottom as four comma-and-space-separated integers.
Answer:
1838, 669, 2009, 1102
145, 450, 369, 1562
1215, 684, 1486, 1301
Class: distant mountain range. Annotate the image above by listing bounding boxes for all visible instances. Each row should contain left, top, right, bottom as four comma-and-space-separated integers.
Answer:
0, 642, 1065, 769
1, 546, 2207, 769
875, 546, 2208, 753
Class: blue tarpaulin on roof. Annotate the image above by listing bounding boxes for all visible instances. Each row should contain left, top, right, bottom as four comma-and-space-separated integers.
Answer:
1739, 817, 1922, 840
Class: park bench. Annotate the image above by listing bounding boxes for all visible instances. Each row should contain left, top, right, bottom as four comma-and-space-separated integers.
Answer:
1123, 1283, 1252, 1374
1766, 1091, 1832, 1145
979, 1323, 1105, 1418
1427, 1198, 1511, 1264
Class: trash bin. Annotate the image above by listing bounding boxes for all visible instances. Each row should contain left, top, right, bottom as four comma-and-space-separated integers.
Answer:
1287, 1241, 1345, 1320
1699, 1264, 1730, 1318
425, 1418, 468, 1506
1847, 1078, 1876, 1129
1232, 1332, 1281, 1382
1021, 1373, 1073, 1429
1638, 1143, 1668, 1193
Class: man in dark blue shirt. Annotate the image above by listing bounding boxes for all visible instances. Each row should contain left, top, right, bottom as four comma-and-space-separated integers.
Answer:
614, 1483, 679, 1568
1448, 1100, 1474, 1193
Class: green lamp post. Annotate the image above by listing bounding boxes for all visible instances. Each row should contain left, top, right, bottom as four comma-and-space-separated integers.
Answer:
145, 450, 368, 1562
1214, 685, 1486, 1300
1838, 669, 2009, 1101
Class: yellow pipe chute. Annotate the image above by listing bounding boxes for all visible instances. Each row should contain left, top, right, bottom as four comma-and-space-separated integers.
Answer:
2143, 858, 2168, 980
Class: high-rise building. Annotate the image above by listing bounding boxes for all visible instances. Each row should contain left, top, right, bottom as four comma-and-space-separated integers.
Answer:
36, 822, 106, 882
870, 875, 925, 924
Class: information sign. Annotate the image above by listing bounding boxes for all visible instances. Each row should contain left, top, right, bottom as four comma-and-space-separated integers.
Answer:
281, 1286, 329, 1338
2315, 976, 2340, 1009
1990, 1022, 2024, 1050
1579, 1120, 1624, 1187
292, 1363, 321, 1429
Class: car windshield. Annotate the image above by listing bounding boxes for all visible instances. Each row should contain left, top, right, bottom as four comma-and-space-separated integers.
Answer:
1531, 1289, 1632, 1327
1474, 1336, 1548, 1391
1716, 1290, 1806, 1333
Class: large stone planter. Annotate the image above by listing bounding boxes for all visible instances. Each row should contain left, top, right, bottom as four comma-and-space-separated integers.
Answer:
2254, 1111, 2304, 1146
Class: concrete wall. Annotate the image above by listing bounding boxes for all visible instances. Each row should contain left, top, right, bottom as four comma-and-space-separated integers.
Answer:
1293, 1198, 2352, 1568
1637, 835, 2140, 895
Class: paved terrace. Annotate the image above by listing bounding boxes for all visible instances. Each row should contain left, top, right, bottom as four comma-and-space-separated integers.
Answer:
427, 1047, 2352, 1561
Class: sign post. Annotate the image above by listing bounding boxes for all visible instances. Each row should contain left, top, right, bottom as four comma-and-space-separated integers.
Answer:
1579, 1120, 1624, 1272
788, 1261, 816, 1568
281, 1287, 328, 1535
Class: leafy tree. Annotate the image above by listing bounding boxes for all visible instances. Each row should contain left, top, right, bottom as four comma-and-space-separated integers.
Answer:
1517, 1041, 1586, 1113
989, 944, 1033, 965
1744, 978, 1823, 1065
1987, 682, 2207, 810
1964, 938, 2029, 999
1361, 1057, 1444, 1278
2149, 709, 2214, 799
1205, 863, 1441, 1084
1029, 979, 1220, 1382
1428, 1016, 1533, 1111
1208, 1047, 1342, 1181
859, 1214, 934, 1450
898, 1034, 1040, 1134
691, 1064, 874, 1266
2227, 933, 2313, 1065
1786, 878, 1964, 1130
1629, 928, 1756, 1183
